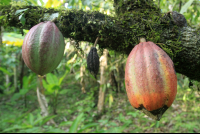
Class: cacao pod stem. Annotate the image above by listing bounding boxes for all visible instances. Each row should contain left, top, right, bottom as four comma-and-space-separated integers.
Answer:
94, 37, 100, 47
139, 38, 146, 43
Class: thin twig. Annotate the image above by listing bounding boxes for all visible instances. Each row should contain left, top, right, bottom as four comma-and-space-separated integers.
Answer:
94, 37, 99, 47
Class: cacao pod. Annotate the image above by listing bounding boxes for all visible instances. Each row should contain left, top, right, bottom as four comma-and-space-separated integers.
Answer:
125, 41, 177, 121
22, 21, 65, 75
87, 47, 99, 78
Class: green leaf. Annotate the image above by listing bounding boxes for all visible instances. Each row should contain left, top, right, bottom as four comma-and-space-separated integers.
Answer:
40, 115, 57, 126
27, 0, 39, 6
69, 113, 84, 133
156, 121, 160, 128
0, 16, 4, 20
106, 124, 128, 133
75, 73, 80, 80
0, 0, 11, 5
77, 123, 98, 133
42, 79, 49, 90
15, 9, 28, 15
88, 73, 96, 80
0, 67, 12, 75
3, 125, 32, 132
52, 85, 61, 90
58, 89, 69, 94
19, 88, 29, 95
11, 93, 21, 101
19, 14, 26, 26
38, 0, 45, 6
22, 76, 28, 89
33, 114, 44, 126
46, 73, 59, 85
127, 112, 138, 118
59, 121, 73, 127
180, 0, 194, 14
19, 127, 42, 133
28, 113, 34, 126
59, 66, 70, 85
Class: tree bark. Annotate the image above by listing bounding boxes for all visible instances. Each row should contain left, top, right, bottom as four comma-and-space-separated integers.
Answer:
80, 64, 86, 93
5, 74, 10, 91
97, 49, 109, 114
14, 54, 19, 93
1, 1, 200, 81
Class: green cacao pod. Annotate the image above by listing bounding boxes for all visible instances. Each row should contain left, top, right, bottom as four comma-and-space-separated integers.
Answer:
125, 41, 177, 121
22, 21, 65, 75
87, 47, 99, 78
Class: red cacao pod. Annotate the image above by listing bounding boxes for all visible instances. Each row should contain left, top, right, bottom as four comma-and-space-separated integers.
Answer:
22, 21, 65, 75
125, 40, 177, 121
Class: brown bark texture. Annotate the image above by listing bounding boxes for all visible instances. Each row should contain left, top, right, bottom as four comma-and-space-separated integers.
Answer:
97, 49, 109, 114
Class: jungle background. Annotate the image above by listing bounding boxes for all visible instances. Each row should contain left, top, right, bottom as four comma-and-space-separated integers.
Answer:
0, 0, 200, 133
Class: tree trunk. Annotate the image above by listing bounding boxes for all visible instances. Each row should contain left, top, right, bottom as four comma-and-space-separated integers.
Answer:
5, 74, 10, 91
117, 63, 125, 93
14, 53, 19, 93
97, 49, 109, 114
109, 70, 118, 92
80, 65, 86, 93
19, 55, 24, 89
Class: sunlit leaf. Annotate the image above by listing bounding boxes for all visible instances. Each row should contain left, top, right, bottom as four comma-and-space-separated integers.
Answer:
45, 0, 53, 8
59, 66, 70, 85
15, 9, 28, 15
0, 0, 11, 5
19, 14, 26, 26
26, 0, 38, 6
69, 113, 84, 133
180, 0, 194, 14
2, 32, 24, 47
38, 0, 44, 6
77, 123, 98, 133
109, 94, 113, 108
46, 73, 59, 85
40, 115, 57, 125
22, 76, 28, 89
0, 67, 12, 75
28, 113, 34, 126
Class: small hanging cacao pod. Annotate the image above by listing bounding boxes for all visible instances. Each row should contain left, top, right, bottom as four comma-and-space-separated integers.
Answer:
87, 47, 99, 78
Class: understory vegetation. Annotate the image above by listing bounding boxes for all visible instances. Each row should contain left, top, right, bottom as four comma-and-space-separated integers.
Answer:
0, 43, 200, 133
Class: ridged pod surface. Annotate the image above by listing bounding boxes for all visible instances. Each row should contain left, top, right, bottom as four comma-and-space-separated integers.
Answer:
87, 47, 99, 78
125, 41, 177, 121
22, 21, 65, 75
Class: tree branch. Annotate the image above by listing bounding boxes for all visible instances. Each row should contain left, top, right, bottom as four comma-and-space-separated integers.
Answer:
1, 2, 200, 81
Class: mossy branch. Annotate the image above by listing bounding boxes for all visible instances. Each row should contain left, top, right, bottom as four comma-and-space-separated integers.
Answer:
1, 3, 200, 81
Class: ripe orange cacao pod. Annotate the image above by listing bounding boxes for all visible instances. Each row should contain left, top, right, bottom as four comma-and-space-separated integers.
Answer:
22, 21, 65, 75
125, 40, 177, 121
